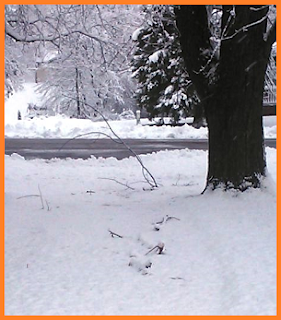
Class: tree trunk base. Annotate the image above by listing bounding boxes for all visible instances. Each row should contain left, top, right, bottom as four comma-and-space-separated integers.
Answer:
203, 173, 264, 193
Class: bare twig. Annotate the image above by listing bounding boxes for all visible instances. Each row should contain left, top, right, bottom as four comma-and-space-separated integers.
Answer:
5, 23, 110, 45
153, 215, 180, 231
155, 217, 165, 225
45, 200, 51, 211
143, 187, 157, 191
17, 195, 40, 199
86, 190, 96, 194
154, 215, 180, 225
58, 131, 123, 152
166, 216, 181, 222
60, 96, 158, 189
17, 186, 49, 210
170, 277, 185, 281
193, 41, 220, 75
222, 12, 269, 42
108, 229, 123, 238
98, 178, 135, 191
38, 185, 45, 209
145, 242, 165, 255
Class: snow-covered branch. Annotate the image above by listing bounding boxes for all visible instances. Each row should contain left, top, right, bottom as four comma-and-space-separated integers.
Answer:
5, 23, 107, 45
222, 12, 269, 42
250, 5, 269, 11
264, 19, 276, 47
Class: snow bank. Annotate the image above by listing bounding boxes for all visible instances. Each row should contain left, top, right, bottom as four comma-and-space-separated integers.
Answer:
5, 115, 209, 139
5, 84, 276, 139
5, 148, 276, 315
5, 115, 276, 140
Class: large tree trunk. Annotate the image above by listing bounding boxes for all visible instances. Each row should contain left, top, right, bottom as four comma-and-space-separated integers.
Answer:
205, 6, 270, 190
175, 5, 274, 191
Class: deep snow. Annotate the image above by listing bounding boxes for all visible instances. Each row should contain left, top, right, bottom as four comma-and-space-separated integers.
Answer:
5, 148, 276, 315
4, 83, 276, 315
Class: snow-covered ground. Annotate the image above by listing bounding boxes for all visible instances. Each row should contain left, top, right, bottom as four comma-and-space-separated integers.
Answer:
5, 84, 276, 315
5, 148, 276, 315
5, 83, 276, 139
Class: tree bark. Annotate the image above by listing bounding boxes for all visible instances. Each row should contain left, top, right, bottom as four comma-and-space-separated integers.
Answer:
75, 67, 81, 117
175, 5, 274, 191
206, 6, 270, 190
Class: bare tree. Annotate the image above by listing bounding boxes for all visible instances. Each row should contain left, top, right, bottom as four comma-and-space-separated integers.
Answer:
5, 5, 144, 117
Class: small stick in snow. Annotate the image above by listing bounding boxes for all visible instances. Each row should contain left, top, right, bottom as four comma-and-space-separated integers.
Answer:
155, 215, 181, 224
155, 217, 165, 225
166, 216, 181, 222
17, 189, 50, 211
99, 178, 135, 191
153, 215, 181, 230
142, 187, 156, 191
170, 277, 185, 281
145, 242, 165, 255
17, 195, 40, 200
45, 200, 51, 211
38, 184, 44, 209
86, 190, 96, 194
108, 229, 123, 238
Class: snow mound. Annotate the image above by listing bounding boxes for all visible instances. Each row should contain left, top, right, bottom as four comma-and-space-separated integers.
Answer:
5, 83, 276, 140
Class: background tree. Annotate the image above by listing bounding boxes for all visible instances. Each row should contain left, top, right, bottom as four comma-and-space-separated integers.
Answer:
132, 5, 198, 123
175, 5, 276, 191
5, 5, 37, 97
5, 5, 143, 119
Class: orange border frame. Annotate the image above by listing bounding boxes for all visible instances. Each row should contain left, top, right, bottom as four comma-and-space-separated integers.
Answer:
2, 2, 279, 319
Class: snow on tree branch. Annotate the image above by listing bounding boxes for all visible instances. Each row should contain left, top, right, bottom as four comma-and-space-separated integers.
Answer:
5, 22, 108, 45
265, 20, 276, 47
221, 12, 270, 42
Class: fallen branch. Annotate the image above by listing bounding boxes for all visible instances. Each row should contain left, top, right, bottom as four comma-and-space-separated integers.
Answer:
99, 177, 135, 190
108, 229, 123, 238
166, 216, 181, 222
17, 195, 40, 199
61, 96, 158, 189
170, 277, 185, 281
145, 242, 165, 255
153, 215, 180, 231
143, 187, 156, 192
155, 217, 165, 225
155, 215, 181, 225
86, 190, 96, 194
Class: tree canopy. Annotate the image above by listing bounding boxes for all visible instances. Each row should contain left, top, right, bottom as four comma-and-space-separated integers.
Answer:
5, 5, 143, 118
